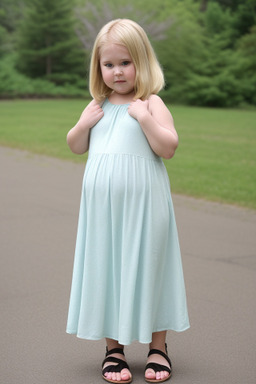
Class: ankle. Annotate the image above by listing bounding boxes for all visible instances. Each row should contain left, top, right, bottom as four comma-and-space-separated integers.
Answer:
149, 342, 167, 353
106, 339, 124, 353
149, 331, 167, 353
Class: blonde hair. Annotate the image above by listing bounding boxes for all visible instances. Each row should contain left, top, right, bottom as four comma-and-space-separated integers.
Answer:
89, 19, 165, 101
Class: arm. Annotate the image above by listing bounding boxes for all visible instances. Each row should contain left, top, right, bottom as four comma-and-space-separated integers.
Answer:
128, 95, 178, 159
67, 99, 104, 154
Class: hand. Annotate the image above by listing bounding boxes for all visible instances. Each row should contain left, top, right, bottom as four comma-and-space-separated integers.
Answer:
78, 99, 104, 130
128, 99, 149, 122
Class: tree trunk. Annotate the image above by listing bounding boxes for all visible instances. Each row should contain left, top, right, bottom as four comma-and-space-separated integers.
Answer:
46, 54, 52, 75
45, 35, 52, 75
200, 0, 208, 12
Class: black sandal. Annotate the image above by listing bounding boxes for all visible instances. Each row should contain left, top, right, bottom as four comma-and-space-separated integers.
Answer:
102, 347, 132, 384
144, 344, 172, 383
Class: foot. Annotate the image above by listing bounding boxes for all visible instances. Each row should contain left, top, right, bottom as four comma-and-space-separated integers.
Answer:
145, 346, 172, 382
102, 350, 132, 383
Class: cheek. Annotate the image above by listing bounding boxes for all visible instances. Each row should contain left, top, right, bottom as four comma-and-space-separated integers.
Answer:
101, 67, 112, 84
127, 66, 136, 81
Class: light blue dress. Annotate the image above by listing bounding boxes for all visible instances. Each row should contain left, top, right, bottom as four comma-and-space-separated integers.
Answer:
66, 99, 190, 345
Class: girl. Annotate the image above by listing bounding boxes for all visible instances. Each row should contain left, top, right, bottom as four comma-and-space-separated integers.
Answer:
66, 19, 189, 383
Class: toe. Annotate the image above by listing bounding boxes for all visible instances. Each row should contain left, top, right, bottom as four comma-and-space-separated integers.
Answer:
105, 369, 131, 382
145, 368, 170, 382
114, 372, 121, 381
121, 368, 131, 380
160, 371, 165, 380
161, 370, 170, 380
145, 368, 156, 380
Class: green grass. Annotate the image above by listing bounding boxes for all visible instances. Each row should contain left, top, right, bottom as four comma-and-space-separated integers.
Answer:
0, 99, 255, 209
0, 99, 85, 161
165, 105, 256, 209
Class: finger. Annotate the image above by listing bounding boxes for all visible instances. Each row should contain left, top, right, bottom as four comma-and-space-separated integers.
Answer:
89, 99, 103, 109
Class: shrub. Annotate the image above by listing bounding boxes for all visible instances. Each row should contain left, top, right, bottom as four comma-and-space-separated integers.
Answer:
0, 55, 88, 98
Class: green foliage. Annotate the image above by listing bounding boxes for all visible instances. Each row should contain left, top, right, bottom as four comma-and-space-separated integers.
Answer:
16, 0, 86, 84
235, 25, 256, 104
206, 2, 232, 35
0, 24, 7, 57
0, 55, 87, 98
0, 0, 255, 106
232, 1, 256, 36
0, 0, 24, 32
0, 6, 9, 56
237, 24, 256, 64
156, 0, 205, 99
159, 0, 256, 107
0, 0, 27, 55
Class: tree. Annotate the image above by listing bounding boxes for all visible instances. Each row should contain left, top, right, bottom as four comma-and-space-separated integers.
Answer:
0, 0, 25, 55
0, 0, 25, 33
74, 0, 173, 51
232, 1, 256, 37
154, 0, 206, 102
1, 0, 255, 104
0, 8, 8, 56
235, 25, 256, 104
207, 0, 253, 12
16, 0, 85, 85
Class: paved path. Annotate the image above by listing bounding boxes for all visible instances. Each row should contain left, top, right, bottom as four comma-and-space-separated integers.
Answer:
1, 146, 255, 384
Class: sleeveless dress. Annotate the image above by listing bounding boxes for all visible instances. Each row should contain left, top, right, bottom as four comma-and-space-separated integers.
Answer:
66, 99, 190, 345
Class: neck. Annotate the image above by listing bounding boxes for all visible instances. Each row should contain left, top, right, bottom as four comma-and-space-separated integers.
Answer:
108, 91, 135, 105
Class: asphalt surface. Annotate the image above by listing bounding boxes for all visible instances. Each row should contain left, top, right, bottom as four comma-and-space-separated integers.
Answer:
1, 146, 255, 384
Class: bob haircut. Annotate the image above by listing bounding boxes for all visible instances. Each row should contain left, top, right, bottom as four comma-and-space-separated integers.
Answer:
89, 19, 165, 101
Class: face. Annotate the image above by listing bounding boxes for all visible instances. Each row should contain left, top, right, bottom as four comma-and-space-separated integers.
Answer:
100, 43, 136, 97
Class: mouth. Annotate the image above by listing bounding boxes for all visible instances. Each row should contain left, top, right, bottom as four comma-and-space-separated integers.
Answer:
115, 80, 126, 83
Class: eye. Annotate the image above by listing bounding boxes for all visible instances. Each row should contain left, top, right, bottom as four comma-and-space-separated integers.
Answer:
104, 63, 113, 68
122, 61, 130, 66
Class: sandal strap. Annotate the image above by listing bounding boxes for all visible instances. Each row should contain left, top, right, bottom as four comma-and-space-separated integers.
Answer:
145, 362, 171, 375
105, 347, 125, 357
102, 356, 130, 375
146, 347, 172, 373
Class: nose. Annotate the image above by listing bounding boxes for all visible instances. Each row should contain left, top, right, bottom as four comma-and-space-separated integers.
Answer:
114, 66, 123, 75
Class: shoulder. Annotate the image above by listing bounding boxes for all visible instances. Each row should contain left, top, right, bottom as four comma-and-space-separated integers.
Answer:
148, 94, 173, 121
148, 94, 162, 101
148, 94, 163, 106
148, 94, 169, 111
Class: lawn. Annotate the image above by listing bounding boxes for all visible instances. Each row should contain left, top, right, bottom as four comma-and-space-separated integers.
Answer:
0, 99, 255, 209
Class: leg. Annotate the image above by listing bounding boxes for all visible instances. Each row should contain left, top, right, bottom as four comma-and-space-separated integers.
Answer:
150, 330, 167, 352
102, 338, 132, 383
145, 331, 171, 382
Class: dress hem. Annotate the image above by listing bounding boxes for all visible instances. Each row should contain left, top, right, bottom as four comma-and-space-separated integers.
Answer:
66, 324, 190, 346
